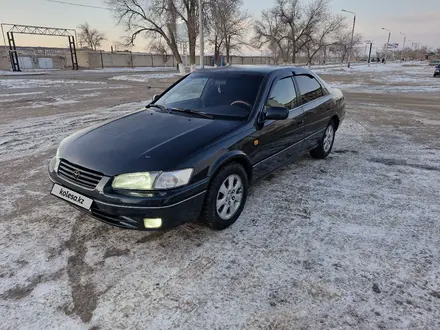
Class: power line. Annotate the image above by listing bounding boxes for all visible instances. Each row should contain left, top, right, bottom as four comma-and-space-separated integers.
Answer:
45, 0, 110, 10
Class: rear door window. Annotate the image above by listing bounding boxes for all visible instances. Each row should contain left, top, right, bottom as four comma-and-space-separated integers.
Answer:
295, 75, 324, 104
266, 77, 297, 109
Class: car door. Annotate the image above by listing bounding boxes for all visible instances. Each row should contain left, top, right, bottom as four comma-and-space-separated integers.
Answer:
246, 76, 305, 179
294, 74, 333, 149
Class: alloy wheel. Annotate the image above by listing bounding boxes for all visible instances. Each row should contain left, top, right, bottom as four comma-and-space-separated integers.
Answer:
216, 174, 243, 220
323, 125, 334, 153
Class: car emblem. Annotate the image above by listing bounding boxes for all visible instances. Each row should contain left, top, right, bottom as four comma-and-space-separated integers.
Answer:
73, 170, 81, 179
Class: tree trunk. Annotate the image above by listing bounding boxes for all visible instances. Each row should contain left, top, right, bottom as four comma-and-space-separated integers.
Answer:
291, 25, 296, 64
189, 35, 196, 71
186, 1, 197, 71
214, 40, 219, 67
225, 35, 231, 65
276, 41, 287, 64
307, 48, 311, 68
165, 26, 184, 74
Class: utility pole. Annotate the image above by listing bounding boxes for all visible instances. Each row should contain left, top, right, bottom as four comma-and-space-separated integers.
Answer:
364, 41, 373, 66
342, 9, 356, 68
368, 42, 373, 66
199, 0, 204, 69
382, 28, 391, 63
400, 32, 406, 62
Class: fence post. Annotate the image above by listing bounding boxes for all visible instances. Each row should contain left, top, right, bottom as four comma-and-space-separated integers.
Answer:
100, 51, 104, 69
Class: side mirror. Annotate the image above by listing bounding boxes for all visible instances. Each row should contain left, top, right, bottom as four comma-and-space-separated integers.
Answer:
265, 106, 289, 120
153, 94, 159, 102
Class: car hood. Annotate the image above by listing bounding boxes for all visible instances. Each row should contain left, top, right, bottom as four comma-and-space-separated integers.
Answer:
60, 109, 243, 176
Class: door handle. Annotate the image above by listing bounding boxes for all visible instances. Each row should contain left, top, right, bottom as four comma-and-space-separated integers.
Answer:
296, 120, 304, 125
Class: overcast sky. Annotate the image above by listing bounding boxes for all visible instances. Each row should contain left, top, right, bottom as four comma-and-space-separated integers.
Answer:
1, 0, 439, 52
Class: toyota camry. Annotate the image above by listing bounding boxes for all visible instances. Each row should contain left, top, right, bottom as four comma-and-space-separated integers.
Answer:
48, 66, 345, 230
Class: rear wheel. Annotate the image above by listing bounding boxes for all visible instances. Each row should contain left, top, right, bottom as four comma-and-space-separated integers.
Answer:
310, 120, 336, 159
201, 163, 248, 230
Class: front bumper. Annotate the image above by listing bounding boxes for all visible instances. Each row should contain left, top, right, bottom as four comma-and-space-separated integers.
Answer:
48, 158, 207, 230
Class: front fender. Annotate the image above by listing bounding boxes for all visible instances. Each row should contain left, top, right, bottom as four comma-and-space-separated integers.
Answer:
208, 150, 253, 181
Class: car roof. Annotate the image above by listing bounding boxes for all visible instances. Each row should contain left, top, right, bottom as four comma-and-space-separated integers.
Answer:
194, 65, 312, 76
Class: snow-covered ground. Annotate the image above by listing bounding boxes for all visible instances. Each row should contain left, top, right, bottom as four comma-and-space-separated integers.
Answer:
83, 67, 176, 73
0, 79, 106, 89
109, 72, 180, 82
1, 65, 440, 329
315, 62, 440, 94
0, 70, 48, 76
313, 61, 429, 74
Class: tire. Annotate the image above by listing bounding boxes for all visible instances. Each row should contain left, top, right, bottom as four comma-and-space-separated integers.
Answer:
310, 120, 336, 159
201, 162, 248, 230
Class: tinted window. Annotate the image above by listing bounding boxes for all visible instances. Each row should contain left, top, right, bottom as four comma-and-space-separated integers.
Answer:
266, 77, 297, 109
295, 75, 324, 104
156, 74, 263, 119
164, 78, 208, 104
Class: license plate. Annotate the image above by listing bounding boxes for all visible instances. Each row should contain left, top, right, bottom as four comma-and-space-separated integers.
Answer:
51, 184, 93, 210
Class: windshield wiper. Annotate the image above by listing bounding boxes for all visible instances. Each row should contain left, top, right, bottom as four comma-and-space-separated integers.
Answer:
145, 104, 170, 113
170, 108, 214, 119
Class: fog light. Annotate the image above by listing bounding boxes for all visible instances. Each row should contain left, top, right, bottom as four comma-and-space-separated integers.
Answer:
143, 218, 162, 229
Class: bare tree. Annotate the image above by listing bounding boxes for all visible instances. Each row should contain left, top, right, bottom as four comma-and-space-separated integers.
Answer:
261, 45, 281, 64
77, 22, 106, 50
206, 0, 225, 66
206, 22, 225, 66
106, 0, 200, 73
174, 0, 199, 70
149, 37, 172, 63
255, 0, 346, 64
303, 14, 345, 65
206, 0, 250, 65
277, 0, 329, 63
332, 31, 362, 63
254, 8, 291, 64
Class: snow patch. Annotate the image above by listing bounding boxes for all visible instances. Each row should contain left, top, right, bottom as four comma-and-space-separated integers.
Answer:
0, 79, 107, 89
0, 71, 47, 76
0, 92, 45, 97
109, 73, 179, 82
83, 67, 176, 73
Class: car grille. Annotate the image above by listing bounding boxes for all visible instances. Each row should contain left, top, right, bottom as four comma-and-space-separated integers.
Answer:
58, 159, 104, 189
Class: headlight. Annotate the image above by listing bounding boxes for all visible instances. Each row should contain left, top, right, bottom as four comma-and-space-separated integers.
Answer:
154, 169, 193, 189
112, 169, 193, 190
112, 172, 160, 190
54, 147, 61, 172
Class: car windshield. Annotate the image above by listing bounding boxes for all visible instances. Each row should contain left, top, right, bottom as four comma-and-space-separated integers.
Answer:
154, 73, 264, 119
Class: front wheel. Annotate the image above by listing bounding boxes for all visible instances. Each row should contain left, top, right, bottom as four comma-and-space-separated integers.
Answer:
201, 163, 248, 230
310, 120, 336, 159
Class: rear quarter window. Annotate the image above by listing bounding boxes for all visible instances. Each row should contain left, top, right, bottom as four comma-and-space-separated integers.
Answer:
295, 75, 324, 104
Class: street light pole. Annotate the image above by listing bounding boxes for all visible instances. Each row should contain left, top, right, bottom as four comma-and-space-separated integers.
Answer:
342, 9, 356, 68
199, 0, 204, 69
364, 40, 373, 66
400, 32, 406, 62
382, 28, 391, 63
